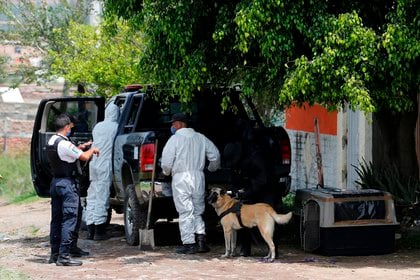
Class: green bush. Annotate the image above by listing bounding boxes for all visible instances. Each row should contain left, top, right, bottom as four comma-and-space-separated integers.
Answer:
0, 153, 36, 203
354, 159, 420, 205
282, 192, 296, 212
354, 159, 420, 233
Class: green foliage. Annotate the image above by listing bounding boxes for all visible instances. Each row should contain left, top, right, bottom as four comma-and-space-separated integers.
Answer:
354, 159, 420, 205
0, 55, 10, 80
0, 154, 35, 203
49, 18, 145, 97
282, 192, 295, 212
354, 159, 420, 233
0, 0, 94, 85
282, 12, 378, 112
377, 0, 420, 112
11, 192, 39, 204
132, 0, 212, 101
103, 0, 419, 113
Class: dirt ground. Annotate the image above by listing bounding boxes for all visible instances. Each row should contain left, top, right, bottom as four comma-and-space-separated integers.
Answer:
0, 198, 419, 280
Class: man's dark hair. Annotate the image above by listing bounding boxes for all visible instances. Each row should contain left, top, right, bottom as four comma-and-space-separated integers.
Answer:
54, 114, 72, 131
171, 113, 189, 124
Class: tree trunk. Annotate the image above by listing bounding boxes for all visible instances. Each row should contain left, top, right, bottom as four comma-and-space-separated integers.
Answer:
372, 107, 418, 180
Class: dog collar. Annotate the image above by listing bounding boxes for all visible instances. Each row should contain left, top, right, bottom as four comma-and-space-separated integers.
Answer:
218, 201, 245, 228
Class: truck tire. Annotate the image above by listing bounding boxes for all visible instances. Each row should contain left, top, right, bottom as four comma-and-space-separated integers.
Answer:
124, 184, 146, 246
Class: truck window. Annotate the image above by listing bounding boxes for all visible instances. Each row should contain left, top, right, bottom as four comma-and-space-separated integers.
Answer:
134, 98, 169, 131
127, 97, 141, 128
123, 96, 142, 133
44, 100, 98, 133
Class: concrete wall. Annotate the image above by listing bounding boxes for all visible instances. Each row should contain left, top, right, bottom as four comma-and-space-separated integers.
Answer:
0, 102, 38, 154
346, 108, 373, 190
287, 130, 341, 190
285, 104, 372, 191
0, 83, 64, 154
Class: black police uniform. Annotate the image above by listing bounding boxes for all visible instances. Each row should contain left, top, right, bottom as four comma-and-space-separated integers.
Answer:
47, 136, 81, 261
223, 137, 278, 256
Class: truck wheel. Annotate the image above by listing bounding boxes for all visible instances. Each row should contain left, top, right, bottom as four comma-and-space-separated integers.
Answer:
124, 184, 144, 246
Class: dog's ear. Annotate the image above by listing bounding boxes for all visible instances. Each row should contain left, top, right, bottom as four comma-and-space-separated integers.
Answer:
220, 188, 226, 195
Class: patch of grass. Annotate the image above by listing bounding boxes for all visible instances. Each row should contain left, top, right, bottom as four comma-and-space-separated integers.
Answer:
28, 225, 41, 236
11, 191, 38, 204
0, 153, 35, 203
0, 267, 29, 280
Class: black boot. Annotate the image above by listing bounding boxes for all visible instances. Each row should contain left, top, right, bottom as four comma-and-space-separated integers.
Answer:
56, 254, 82, 266
239, 229, 251, 257
87, 224, 95, 240
175, 243, 197, 254
70, 243, 90, 257
48, 253, 58, 264
94, 223, 110, 241
239, 243, 251, 257
238, 228, 251, 257
196, 234, 210, 253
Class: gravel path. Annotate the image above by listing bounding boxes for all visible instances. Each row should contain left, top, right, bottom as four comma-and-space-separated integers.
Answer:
0, 199, 419, 280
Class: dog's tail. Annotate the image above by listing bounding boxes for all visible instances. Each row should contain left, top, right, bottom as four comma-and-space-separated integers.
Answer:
272, 211, 293, 225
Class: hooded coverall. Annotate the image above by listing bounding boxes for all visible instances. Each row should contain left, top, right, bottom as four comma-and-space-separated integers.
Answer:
161, 127, 220, 245
86, 103, 119, 226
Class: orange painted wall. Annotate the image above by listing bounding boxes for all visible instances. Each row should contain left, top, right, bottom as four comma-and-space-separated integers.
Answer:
285, 103, 337, 135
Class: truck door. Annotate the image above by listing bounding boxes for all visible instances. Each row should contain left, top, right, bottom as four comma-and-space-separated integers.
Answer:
30, 97, 105, 197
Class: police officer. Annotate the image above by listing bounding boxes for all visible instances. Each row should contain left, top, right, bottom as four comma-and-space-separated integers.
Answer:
223, 119, 278, 257
47, 114, 100, 266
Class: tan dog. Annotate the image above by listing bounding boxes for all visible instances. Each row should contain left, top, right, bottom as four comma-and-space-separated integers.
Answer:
207, 187, 292, 261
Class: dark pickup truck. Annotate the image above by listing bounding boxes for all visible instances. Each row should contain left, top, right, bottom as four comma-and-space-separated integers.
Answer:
30, 85, 291, 245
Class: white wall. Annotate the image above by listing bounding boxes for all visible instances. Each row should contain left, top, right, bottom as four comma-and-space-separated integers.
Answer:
346, 108, 372, 190
86, 0, 102, 26
286, 108, 372, 191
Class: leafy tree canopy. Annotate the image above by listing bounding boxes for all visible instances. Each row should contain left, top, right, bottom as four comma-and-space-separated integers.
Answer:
103, 0, 419, 113
49, 18, 145, 97
0, 0, 93, 85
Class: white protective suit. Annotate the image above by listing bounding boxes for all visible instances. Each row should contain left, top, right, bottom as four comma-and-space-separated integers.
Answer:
161, 127, 221, 245
86, 103, 119, 225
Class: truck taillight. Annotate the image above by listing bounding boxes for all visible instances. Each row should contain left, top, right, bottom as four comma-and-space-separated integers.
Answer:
280, 139, 291, 165
140, 143, 155, 172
